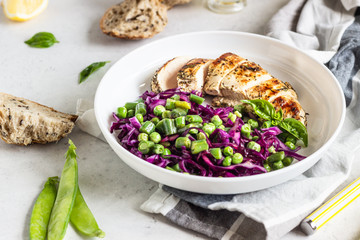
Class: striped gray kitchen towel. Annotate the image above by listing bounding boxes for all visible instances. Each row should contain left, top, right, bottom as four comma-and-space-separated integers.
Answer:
141, 1, 360, 240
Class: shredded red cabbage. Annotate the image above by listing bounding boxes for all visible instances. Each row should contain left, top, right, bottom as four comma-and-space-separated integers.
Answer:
110, 88, 306, 178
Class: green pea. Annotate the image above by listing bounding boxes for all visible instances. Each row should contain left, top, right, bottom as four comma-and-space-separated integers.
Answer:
153, 105, 166, 116
285, 141, 296, 150
248, 119, 259, 129
223, 146, 234, 156
138, 133, 149, 142
116, 107, 127, 119
286, 135, 297, 145
211, 115, 223, 127
267, 151, 285, 163
222, 156, 232, 167
153, 144, 165, 155
135, 113, 143, 123
70, 187, 105, 238
150, 117, 160, 125
210, 148, 222, 160
47, 140, 78, 240
149, 132, 161, 144
282, 156, 294, 167
30, 177, 59, 240
232, 153, 243, 164
172, 163, 182, 172
247, 141, 261, 152
272, 160, 284, 170
162, 148, 171, 158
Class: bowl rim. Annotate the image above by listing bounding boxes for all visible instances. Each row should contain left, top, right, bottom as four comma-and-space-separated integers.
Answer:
94, 30, 346, 186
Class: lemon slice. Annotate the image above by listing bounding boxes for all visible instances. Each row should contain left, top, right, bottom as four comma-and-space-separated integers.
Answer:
2, 0, 48, 21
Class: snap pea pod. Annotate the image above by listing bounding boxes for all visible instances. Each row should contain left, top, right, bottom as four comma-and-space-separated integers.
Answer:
29, 176, 59, 240
47, 140, 78, 240
70, 187, 105, 238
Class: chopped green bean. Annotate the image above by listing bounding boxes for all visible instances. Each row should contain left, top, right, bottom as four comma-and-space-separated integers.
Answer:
165, 99, 176, 110
175, 137, 191, 149
149, 132, 161, 143
175, 116, 186, 128
202, 123, 216, 135
186, 115, 203, 123
223, 146, 234, 156
232, 153, 243, 164
263, 163, 272, 172
135, 113, 143, 123
117, 107, 127, 119
241, 124, 252, 138
170, 94, 180, 101
139, 121, 156, 135
285, 142, 296, 150
272, 160, 284, 170
267, 151, 285, 163
197, 132, 207, 140
162, 148, 171, 158
156, 119, 177, 136
138, 133, 149, 142
217, 125, 225, 130
162, 110, 172, 119
247, 141, 261, 152
171, 108, 188, 118
138, 141, 155, 154
135, 102, 147, 116
172, 163, 182, 172
175, 101, 191, 110
210, 148, 222, 160
228, 112, 236, 123
153, 144, 165, 155
190, 139, 209, 154
268, 146, 276, 153
124, 102, 137, 110
153, 105, 166, 116
189, 94, 205, 105
248, 119, 259, 129
282, 156, 293, 166
211, 115, 223, 127
234, 111, 242, 118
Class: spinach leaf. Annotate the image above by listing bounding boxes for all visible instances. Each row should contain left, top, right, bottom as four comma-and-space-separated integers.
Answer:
79, 61, 110, 84
241, 99, 275, 121
279, 118, 308, 147
25, 32, 59, 48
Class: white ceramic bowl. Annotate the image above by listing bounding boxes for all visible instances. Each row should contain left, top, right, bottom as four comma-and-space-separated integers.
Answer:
94, 31, 345, 194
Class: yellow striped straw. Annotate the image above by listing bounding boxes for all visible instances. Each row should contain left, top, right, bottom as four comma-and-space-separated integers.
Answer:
301, 177, 360, 235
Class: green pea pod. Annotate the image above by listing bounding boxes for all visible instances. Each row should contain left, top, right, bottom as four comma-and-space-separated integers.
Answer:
29, 176, 59, 240
47, 140, 78, 240
70, 187, 105, 238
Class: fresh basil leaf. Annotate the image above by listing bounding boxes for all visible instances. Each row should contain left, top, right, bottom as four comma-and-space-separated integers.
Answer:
24, 32, 59, 48
279, 118, 308, 147
241, 99, 275, 121
79, 61, 110, 84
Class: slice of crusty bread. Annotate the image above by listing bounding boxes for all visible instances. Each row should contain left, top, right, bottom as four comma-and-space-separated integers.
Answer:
100, 0, 168, 40
0, 93, 78, 145
160, 0, 192, 9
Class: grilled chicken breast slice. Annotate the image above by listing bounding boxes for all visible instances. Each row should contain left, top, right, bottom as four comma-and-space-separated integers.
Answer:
204, 52, 246, 96
177, 58, 213, 93
151, 56, 193, 93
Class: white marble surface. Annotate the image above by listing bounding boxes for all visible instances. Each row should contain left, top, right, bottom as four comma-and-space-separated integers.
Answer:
1, 0, 360, 239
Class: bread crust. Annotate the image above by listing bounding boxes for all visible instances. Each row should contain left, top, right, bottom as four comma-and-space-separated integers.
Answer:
100, 0, 168, 40
0, 93, 77, 145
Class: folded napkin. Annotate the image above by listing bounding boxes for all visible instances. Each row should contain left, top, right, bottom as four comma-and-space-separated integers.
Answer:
76, 1, 360, 239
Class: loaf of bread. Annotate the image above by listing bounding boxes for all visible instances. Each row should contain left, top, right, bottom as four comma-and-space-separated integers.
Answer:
100, 0, 168, 40
0, 93, 77, 145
